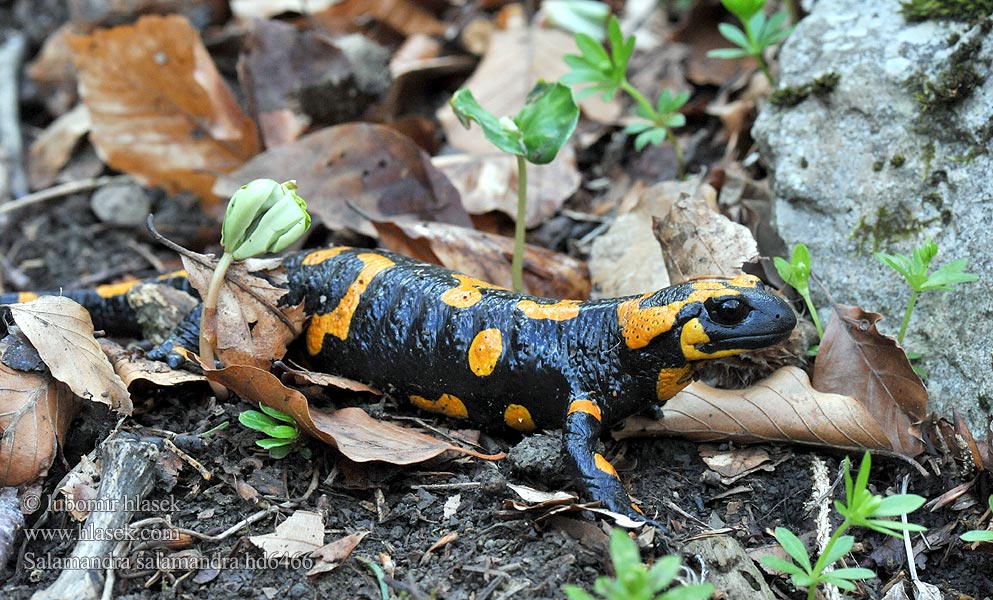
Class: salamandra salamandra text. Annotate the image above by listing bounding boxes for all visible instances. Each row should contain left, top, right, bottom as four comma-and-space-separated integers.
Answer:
1, 246, 796, 522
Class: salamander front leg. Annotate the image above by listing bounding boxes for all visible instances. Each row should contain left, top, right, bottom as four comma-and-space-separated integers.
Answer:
562, 398, 664, 528
147, 304, 202, 368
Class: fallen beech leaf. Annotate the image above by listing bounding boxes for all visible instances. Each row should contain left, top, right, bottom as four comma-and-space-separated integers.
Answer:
313, 0, 447, 36
507, 483, 577, 505
249, 510, 324, 559
654, 191, 758, 283
813, 305, 926, 457
432, 146, 581, 228
206, 364, 504, 464
180, 254, 305, 370
0, 341, 82, 486
66, 15, 260, 202
373, 220, 590, 299
699, 446, 772, 480
438, 26, 621, 152
27, 104, 91, 190
9, 297, 132, 414
26, 25, 78, 116
614, 367, 899, 454
307, 531, 368, 576
277, 362, 380, 395
214, 124, 472, 238
99, 339, 204, 387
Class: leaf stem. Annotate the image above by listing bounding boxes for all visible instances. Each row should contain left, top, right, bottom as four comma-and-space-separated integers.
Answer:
806, 520, 852, 600
620, 80, 656, 122
512, 154, 528, 292
897, 289, 918, 346
665, 129, 685, 179
757, 54, 775, 86
801, 291, 824, 339
200, 251, 235, 373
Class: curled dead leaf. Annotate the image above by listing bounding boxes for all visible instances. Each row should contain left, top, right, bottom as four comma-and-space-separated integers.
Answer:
813, 305, 927, 457
99, 339, 204, 387
205, 364, 504, 464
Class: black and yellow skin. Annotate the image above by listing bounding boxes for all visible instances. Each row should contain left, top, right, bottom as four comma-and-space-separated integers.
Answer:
0, 246, 796, 523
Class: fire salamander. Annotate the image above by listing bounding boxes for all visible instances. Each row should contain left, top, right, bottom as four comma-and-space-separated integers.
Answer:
1, 246, 796, 524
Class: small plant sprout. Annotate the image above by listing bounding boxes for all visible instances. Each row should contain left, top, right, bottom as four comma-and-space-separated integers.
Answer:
563, 529, 715, 600
761, 452, 926, 600
961, 495, 993, 543
239, 404, 312, 459
707, 0, 793, 86
200, 179, 311, 370
875, 239, 979, 346
562, 15, 690, 176
450, 82, 579, 292
773, 243, 823, 339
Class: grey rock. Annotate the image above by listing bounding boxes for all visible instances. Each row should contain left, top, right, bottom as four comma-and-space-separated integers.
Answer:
89, 182, 151, 226
753, 0, 993, 429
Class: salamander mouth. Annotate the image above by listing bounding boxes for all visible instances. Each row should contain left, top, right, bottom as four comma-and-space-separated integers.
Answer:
699, 330, 792, 352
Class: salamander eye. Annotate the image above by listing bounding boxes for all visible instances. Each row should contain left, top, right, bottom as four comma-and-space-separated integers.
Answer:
706, 297, 751, 326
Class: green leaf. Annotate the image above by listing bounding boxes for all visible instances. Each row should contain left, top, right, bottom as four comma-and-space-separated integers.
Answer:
760, 555, 807, 577
608, 529, 641, 574
646, 555, 681, 591
269, 444, 293, 459
515, 81, 580, 164
707, 47, 752, 59
721, 0, 765, 21
265, 424, 301, 439
259, 404, 297, 423
819, 576, 857, 591
239, 410, 278, 432
773, 527, 812, 572
962, 530, 993, 542
661, 583, 716, 600
825, 567, 878, 581
873, 494, 926, 517
576, 32, 611, 70
717, 22, 752, 50
854, 452, 872, 505
821, 534, 855, 566
562, 585, 597, 600
542, 0, 610, 39
256, 437, 294, 449
920, 258, 979, 290
450, 88, 526, 156
663, 113, 686, 129
633, 127, 668, 150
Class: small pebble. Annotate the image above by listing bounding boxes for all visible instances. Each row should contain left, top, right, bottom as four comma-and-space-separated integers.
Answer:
90, 183, 151, 226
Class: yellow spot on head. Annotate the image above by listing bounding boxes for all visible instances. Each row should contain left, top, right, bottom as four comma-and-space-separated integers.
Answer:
567, 399, 602, 421
440, 274, 501, 308
680, 317, 745, 361
617, 285, 743, 349
516, 299, 581, 321
656, 366, 693, 401
504, 404, 536, 432
301, 247, 349, 266
16, 292, 38, 303
729, 274, 760, 288
305, 252, 395, 354
95, 279, 139, 298
410, 393, 468, 419
593, 453, 619, 478
468, 328, 503, 376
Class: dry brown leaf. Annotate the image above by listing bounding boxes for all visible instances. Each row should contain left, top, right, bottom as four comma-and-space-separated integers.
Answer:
670, 2, 755, 86
0, 341, 82, 486
206, 364, 504, 464
312, 0, 447, 36
66, 15, 260, 203
813, 305, 927, 457
249, 510, 324, 559
99, 339, 204, 387
614, 367, 900, 454
180, 254, 304, 370
436, 25, 621, 153
432, 146, 581, 228
9, 297, 132, 414
214, 123, 472, 238
699, 446, 772, 479
307, 531, 368, 576
27, 103, 91, 190
277, 362, 380, 395
26, 25, 78, 117
373, 220, 590, 300
654, 192, 758, 283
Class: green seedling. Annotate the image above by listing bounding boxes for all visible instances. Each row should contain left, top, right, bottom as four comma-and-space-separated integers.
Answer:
239, 404, 312, 459
761, 452, 926, 600
563, 15, 690, 175
543, 0, 611, 39
707, 0, 793, 85
960, 495, 993, 543
200, 179, 311, 373
450, 82, 579, 292
875, 239, 978, 345
563, 529, 715, 600
773, 243, 823, 339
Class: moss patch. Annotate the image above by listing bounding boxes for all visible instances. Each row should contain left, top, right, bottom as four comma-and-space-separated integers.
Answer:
769, 72, 841, 107
850, 204, 937, 253
901, 0, 993, 22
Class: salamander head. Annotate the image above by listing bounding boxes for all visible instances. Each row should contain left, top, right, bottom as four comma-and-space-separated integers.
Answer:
618, 274, 796, 361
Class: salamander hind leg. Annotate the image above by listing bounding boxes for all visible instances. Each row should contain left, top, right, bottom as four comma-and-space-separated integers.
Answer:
562, 398, 665, 529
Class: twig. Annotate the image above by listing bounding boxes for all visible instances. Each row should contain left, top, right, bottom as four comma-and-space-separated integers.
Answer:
0, 175, 133, 216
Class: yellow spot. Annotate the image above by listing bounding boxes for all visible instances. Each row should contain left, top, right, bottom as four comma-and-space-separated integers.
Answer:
593, 453, 619, 478
630, 503, 645, 515
16, 292, 38, 303
95, 279, 139, 298
516, 299, 581, 321
468, 329, 502, 376
680, 317, 743, 360
440, 274, 501, 308
155, 269, 187, 280
305, 252, 395, 354
656, 366, 693, 401
616, 285, 742, 350
409, 393, 469, 419
729, 274, 760, 288
567, 399, 602, 421
301, 247, 349, 266
504, 404, 536, 432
